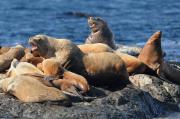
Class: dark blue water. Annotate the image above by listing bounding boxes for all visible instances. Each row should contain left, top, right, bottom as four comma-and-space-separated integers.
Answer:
0, 0, 179, 61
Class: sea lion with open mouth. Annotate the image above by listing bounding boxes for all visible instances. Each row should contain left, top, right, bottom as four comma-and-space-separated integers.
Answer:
85, 17, 116, 49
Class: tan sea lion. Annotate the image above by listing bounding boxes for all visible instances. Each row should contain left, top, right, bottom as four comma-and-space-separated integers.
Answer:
78, 43, 113, 54
29, 35, 85, 74
7, 59, 89, 95
85, 17, 116, 49
40, 59, 90, 93
29, 35, 129, 88
82, 52, 129, 88
0, 45, 25, 72
0, 75, 71, 105
0, 46, 10, 55
138, 31, 163, 70
78, 43, 146, 74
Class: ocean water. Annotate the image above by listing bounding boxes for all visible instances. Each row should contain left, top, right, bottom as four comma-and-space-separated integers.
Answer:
0, 0, 179, 61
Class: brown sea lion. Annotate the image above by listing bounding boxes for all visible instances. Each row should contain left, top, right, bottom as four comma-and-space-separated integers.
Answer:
19, 48, 44, 67
29, 35, 85, 74
0, 45, 25, 72
82, 52, 129, 88
40, 59, 90, 93
78, 43, 146, 74
0, 75, 70, 105
0, 46, 10, 55
85, 17, 116, 49
78, 43, 113, 54
29, 35, 129, 88
138, 31, 163, 70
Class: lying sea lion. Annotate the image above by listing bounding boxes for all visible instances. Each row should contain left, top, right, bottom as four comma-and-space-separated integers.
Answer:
0, 75, 70, 105
29, 35, 129, 88
82, 52, 129, 88
78, 43, 113, 54
0, 46, 10, 55
40, 59, 90, 93
157, 61, 180, 85
29, 35, 85, 74
7, 59, 89, 95
7, 59, 44, 77
85, 17, 116, 49
78, 43, 146, 74
0, 45, 25, 72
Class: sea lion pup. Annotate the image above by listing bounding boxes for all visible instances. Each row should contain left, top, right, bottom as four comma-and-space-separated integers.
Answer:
29, 35, 129, 88
0, 45, 25, 72
0, 75, 70, 105
78, 43, 146, 74
85, 17, 116, 49
138, 31, 163, 70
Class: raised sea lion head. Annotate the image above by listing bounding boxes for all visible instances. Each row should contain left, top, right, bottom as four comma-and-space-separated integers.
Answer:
88, 17, 107, 33
29, 35, 49, 57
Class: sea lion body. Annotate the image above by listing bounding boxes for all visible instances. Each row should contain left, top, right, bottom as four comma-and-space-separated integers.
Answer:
82, 52, 129, 87
41, 59, 90, 93
0, 45, 25, 72
85, 17, 116, 49
0, 46, 10, 55
7, 59, 89, 95
0, 75, 70, 104
138, 31, 163, 70
78, 43, 145, 74
29, 35, 84, 74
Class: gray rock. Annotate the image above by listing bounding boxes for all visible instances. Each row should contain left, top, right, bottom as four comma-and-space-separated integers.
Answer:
0, 74, 179, 119
115, 45, 142, 56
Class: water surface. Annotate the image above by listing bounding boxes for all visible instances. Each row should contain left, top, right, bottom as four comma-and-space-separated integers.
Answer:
0, 0, 179, 61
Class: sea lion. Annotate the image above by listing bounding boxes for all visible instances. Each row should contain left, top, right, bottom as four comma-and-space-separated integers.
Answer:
29, 35, 85, 74
0, 46, 10, 55
6, 59, 44, 77
0, 45, 25, 72
7, 59, 89, 95
29, 35, 129, 88
0, 75, 70, 105
82, 52, 129, 88
85, 17, 116, 49
40, 59, 90, 93
78, 43, 146, 74
138, 31, 163, 70
157, 61, 180, 85
78, 43, 113, 54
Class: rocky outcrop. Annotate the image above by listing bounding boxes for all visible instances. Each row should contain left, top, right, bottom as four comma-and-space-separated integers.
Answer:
116, 45, 142, 56
0, 74, 179, 119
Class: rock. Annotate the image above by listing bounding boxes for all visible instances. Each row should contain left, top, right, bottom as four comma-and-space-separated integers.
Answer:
0, 73, 179, 119
116, 44, 142, 56
129, 74, 180, 103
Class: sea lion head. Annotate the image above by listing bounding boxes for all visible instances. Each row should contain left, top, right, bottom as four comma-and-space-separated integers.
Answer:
42, 59, 64, 77
88, 17, 107, 33
29, 35, 49, 57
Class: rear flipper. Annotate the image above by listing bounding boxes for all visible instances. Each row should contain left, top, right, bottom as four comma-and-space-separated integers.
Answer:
158, 61, 180, 85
